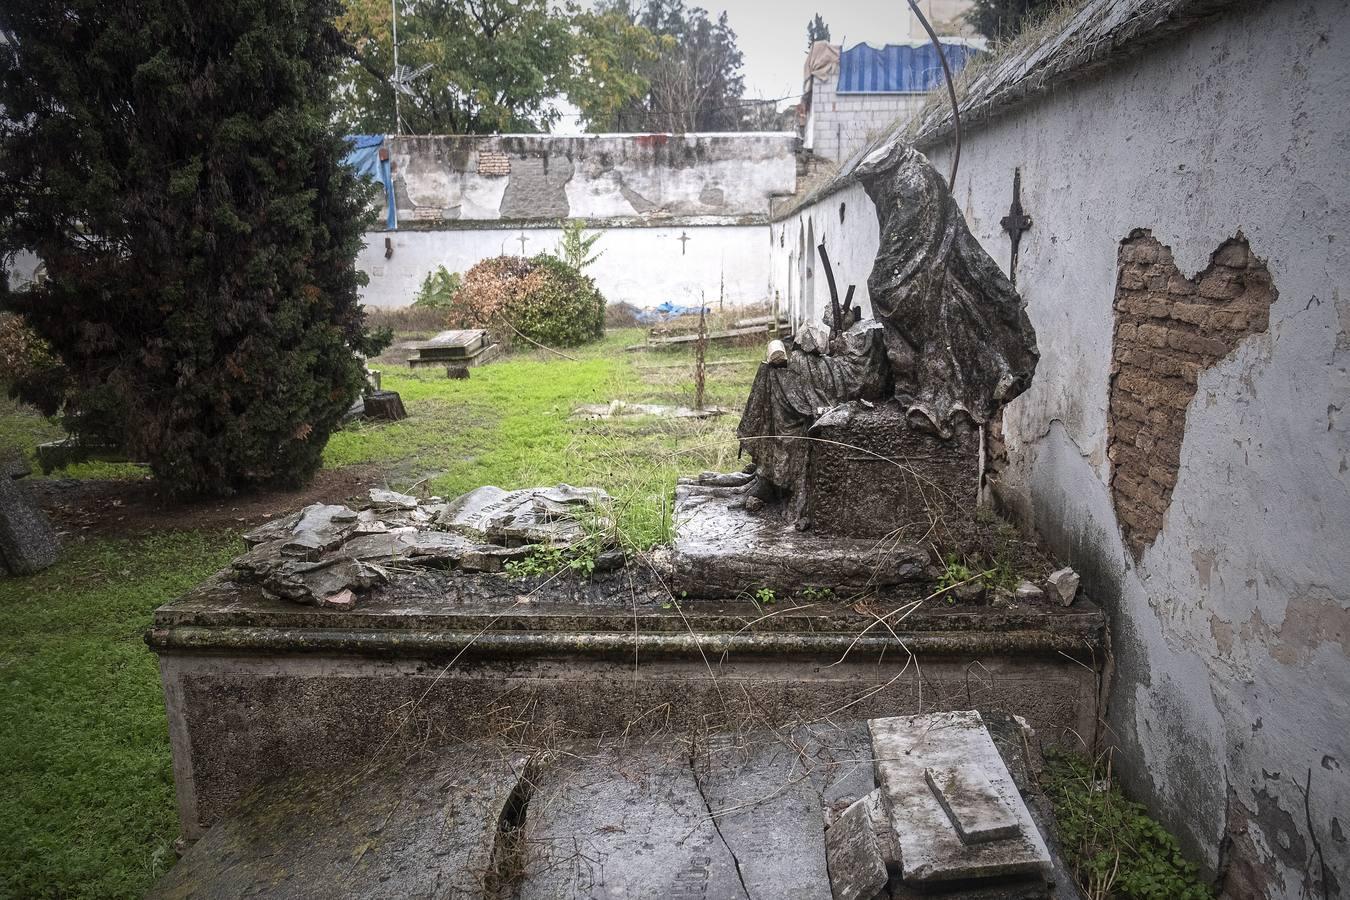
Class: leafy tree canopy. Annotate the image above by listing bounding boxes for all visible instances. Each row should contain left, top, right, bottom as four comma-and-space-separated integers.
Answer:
807, 13, 831, 48
965, 0, 1057, 42
0, 0, 387, 494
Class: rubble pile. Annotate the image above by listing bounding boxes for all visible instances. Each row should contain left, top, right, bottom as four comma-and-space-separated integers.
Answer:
233, 485, 613, 607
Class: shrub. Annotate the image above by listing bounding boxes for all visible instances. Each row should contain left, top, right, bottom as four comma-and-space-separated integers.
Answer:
0, 313, 69, 415
413, 266, 463, 310
453, 254, 605, 348
0, 0, 387, 494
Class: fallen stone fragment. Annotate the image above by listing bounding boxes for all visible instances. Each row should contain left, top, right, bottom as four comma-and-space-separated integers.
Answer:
0, 476, 60, 576
869, 710, 1051, 884
322, 589, 356, 609
924, 765, 1021, 845
1046, 567, 1080, 605
571, 400, 725, 420
953, 580, 986, 603
461, 544, 535, 573
436, 484, 612, 546
826, 793, 889, 900
1015, 581, 1045, 602
795, 322, 831, 355
368, 488, 419, 510
766, 339, 788, 365
279, 504, 359, 559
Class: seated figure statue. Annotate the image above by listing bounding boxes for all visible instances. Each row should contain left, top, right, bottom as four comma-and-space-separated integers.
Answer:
735, 141, 1039, 534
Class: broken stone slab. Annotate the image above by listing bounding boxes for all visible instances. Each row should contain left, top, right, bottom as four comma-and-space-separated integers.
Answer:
1047, 567, 1079, 605
694, 733, 833, 899
147, 747, 532, 900
766, 339, 788, 366
367, 488, 419, 510
1014, 581, 1045, 602
924, 765, 1021, 845
0, 476, 59, 576
279, 504, 359, 559
869, 711, 1051, 885
517, 745, 749, 900
825, 793, 889, 900
436, 484, 612, 546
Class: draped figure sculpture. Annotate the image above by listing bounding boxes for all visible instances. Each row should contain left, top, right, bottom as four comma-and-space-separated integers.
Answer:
737, 142, 1039, 517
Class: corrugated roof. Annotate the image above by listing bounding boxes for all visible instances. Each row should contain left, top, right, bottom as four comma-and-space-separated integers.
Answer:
837, 41, 983, 94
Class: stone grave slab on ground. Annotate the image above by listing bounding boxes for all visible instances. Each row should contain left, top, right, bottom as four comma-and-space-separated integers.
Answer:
149, 717, 1083, 899
147, 747, 530, 900
406, 329, 501, 369
0, 471, 59, 575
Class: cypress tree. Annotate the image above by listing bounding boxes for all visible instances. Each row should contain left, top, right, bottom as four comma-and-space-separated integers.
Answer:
0, 0, 386, 494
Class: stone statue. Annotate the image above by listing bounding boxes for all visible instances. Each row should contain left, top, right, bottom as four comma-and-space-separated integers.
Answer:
735, 143, 1039, 528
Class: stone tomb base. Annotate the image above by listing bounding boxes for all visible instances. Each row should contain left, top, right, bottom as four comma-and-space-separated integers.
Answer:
148, 566, 1103, 841
805, 400, 980, 539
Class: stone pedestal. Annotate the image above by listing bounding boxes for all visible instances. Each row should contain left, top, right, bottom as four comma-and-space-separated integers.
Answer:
805, 400, 979, 539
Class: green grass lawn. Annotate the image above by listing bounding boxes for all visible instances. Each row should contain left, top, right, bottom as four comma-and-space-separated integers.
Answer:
0, 326, 760, 898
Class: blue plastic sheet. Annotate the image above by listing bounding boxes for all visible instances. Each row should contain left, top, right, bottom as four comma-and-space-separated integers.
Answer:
837, 42, 982, 94
634, 301, 710, 324
343, 134, 396, 230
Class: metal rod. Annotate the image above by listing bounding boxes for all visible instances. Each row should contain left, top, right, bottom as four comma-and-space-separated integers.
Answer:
907, 0, 962, 189
391, 0, 400, 134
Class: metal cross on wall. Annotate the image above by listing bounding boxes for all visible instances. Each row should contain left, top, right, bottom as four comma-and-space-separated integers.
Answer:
999, 169, 1033, 286
678, 231, 690, 256
517, 233, 529, 256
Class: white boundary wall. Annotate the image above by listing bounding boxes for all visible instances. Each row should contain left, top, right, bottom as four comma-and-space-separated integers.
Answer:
769, 0, 1349, 893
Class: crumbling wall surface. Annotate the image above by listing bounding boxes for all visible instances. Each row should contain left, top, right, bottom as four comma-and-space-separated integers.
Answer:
769, 0, 1349, 893
384, 133, 798, 225
1109, 232, 1277, 558
913, 0, 1350, 895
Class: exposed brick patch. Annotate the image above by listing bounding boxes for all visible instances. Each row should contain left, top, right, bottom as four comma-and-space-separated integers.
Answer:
1108, 229, 1276, 558
476, 150, 511, 176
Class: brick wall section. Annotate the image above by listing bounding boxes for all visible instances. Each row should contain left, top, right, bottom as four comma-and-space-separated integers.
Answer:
1108, 229, 1276, 558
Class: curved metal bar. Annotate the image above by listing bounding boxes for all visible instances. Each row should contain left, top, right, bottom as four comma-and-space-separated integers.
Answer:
907, 0, 963, 189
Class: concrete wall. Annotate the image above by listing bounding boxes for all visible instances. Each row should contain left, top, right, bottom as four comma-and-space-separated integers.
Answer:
768, 182, 879, 332
359, 224, 770, 309
772, 0, 1349, 894
806, 76, 925, 163
386, 132, 797, 225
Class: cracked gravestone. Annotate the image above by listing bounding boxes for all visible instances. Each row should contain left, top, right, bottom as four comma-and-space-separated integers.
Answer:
516, 744, 749, 900
146, 747, 531, 900
694, 733, 833, 899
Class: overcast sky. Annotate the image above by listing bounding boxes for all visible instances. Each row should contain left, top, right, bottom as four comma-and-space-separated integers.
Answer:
711, 0, 928, 104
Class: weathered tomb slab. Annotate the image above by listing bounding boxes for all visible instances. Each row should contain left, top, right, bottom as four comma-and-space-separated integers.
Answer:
517, 743, 749, 899
869, 711, 1052, 885
825, 792, 889, 900
147, 746, 529, 900
925, 764, 1021, 845
670, 482, 932, 597
694, 732, 834, 899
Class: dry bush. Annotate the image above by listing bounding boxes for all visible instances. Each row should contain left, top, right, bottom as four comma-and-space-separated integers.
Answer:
454, 255, 605, 348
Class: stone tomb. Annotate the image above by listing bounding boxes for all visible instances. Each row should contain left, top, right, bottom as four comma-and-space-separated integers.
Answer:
150, 713, 1078, 899
405, 328, 501, 369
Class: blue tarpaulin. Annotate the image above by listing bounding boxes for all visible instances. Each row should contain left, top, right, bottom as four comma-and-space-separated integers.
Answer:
836, 42, 982, 94
634, 301, 710, 324
343, 134, 396, 230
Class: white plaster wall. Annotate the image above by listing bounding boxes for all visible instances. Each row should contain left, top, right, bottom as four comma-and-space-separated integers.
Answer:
3, 250, 42, 288
357, 225, 771, 310
918, 0, 1349, 893
387, 133, 798, 223
768, 182, 880, 332
774, 0, 1348, 892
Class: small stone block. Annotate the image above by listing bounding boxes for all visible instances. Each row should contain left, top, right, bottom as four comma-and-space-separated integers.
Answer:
826, 795, 889, 900
1047, 567, 1080, 605
446, 365, 469, 379
924, 765, 1021, 845
0, 477, 60, 575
